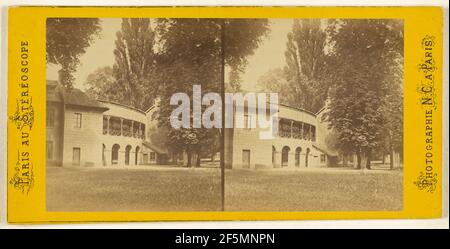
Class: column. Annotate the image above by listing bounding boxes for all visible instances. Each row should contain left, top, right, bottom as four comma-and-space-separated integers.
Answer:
290, 120, 293, 138
106, 116, 110, 135
300, 122, 304, 140
120, 118, 123, 136
104, 147, 111, 166
131, 120, 134, 137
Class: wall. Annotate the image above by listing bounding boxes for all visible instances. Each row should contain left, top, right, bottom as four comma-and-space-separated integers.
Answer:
230, 104, 325, 169
62, 106, 104, 166
46, 102, 64, 166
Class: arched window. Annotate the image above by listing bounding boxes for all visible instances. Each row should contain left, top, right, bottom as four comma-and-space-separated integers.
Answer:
305, 148, 310, 168
111, 144, 120, 165
125, 145, 132, 165
295, 147, 302, 167
102, 144, 106, 166
272, 146, 276, 166
135, 146, 141, 165
282, 146, 290, 167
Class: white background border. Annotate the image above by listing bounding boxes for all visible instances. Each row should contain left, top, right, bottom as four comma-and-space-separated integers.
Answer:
0, 0, 448, 229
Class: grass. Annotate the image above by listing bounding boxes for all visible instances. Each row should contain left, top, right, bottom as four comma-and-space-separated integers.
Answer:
47, 165, 403, 212
225, 168, 403, 211
46, 166, 221, 211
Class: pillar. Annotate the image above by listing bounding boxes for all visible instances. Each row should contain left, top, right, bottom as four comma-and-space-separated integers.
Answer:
300, 122, 304, 140
120, 118, 123, 136
104, 148, 111, 166
290, 120, 293, 138
106, 116, 110, 135
288, 150, 295, 168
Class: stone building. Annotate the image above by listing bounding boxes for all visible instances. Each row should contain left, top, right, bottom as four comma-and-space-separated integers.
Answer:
224, 102, 338, 169
46, 80, 165, 167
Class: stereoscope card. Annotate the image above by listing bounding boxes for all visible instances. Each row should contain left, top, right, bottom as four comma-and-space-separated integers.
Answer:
6, 6, 443, 223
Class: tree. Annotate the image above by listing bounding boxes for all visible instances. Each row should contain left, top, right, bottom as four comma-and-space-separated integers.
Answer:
325, 19, 403, 169
113, 18, 159, 110
256, 67, 292, 105
84, 66, 123, 102
380, 56, 404, 169
283, 19, 329, 113
46, 18, 101, 88
155, 19, 222, 167
222, 19, 270, 92
155, 18, 269, 167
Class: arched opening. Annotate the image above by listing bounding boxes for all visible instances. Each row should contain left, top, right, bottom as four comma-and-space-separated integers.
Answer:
135, 146, 140, 165
125, 145, 132, 165
272, 146, 276, 167
295, 147, 302, 167
111, 144, 120, 165
305, 148, 310, 168
102, 144, 106, 166
281, 146, 290, 167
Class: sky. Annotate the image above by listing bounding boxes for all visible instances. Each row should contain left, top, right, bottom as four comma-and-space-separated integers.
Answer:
46, 18, 293, 91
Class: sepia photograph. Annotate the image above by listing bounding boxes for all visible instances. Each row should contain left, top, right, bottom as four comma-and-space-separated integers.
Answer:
45, 17, 404, 212
223, 19, 404, 211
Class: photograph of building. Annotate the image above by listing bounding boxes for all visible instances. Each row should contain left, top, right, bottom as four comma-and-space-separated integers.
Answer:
46, 80, 167, 167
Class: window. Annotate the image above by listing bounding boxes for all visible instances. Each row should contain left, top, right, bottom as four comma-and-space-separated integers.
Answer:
150, 152, 156, 161
47, 109, 55, 127
244, 114, 252, 130
320, 154, 326, 163
75, 113, 82, 128
46, 141, 53, 160
73, 147, 81, 165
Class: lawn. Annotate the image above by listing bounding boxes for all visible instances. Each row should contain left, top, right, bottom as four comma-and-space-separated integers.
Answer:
47, 166, 403, 212
46, 166, 221, 211
225, 168, 403, 211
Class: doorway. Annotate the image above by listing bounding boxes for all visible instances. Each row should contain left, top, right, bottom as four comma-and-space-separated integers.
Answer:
242, 150, 250, 168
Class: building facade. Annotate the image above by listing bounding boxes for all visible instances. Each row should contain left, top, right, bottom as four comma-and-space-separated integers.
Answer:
46, 80, 164, 167
224, 103, 338, 169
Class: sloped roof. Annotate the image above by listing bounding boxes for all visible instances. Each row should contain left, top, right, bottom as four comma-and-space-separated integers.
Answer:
142, 141, 168, 155
46, 80, 108, 111
312, 143, 338, 157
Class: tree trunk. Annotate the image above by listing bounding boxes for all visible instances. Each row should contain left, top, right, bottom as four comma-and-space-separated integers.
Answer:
389, 151, 393, 170
342, 154, 348, 167
196, 150, 201, 167
356, 151, 361, 169
382, 151, 385, 164
187, 149, 192, 168
365, 150, 371, 170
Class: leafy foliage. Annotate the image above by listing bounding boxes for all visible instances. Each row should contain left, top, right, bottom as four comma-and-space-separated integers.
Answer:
155, 18, 269, 166
84, 66, 122, 102
112, 18, 160, 110
325, 19, 404, 168
283, 19, 329, 113
46, 18, 101, 88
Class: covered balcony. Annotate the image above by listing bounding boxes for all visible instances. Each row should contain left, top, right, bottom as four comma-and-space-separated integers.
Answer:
278, 118, 316, 142
102, 115, 146, 139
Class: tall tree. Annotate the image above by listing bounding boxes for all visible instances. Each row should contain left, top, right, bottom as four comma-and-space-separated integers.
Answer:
283, 19, 329, 113
155, 19, 222, 167
325, 19, 403, 169
256, 67, 292, 106
113, 18, 159, 110
46, 18, 101, 88
84, 66, 124, 102
380, 56, 404, 169
155, 18, 269, 167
